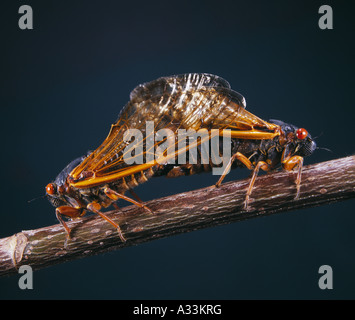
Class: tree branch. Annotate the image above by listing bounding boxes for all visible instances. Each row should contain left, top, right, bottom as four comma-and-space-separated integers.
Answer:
1, 156, 354, 277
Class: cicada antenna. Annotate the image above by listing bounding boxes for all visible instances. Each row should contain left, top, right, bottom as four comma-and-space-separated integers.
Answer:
313, 131, 324, 140
28, 194, 46, 204
312, 132, 332, 153
316, 146, 333, 153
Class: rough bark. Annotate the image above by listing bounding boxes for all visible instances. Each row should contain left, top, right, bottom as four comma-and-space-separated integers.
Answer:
1, 156, 354, 277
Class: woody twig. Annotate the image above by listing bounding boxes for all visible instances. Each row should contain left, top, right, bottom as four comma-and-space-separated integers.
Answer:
0, 156, 354, 277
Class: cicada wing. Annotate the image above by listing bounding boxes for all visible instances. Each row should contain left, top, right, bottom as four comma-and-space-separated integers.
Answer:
69, 101, 147, 183
129, 73, 232, 101
69, 74, 274, 188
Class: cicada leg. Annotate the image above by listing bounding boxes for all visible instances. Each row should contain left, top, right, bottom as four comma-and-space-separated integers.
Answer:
215, 152, 254, 188
214, 152, 270, 209
86, 202, 126, 242
86, 188, 153, 242
282, 155, 304, 199
104, 187, 153, 214
244, 161, 270, 209
55, 206, 85, 247
129, 188, 144, 204
112, 202, 121, 210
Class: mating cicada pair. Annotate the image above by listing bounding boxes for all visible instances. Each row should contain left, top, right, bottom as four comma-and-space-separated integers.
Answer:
46, 73, 316, 243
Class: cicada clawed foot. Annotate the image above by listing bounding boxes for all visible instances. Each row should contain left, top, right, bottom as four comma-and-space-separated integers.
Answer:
63, 234, 70, 249
294, 182, 301, 201
243, 196, 251, 211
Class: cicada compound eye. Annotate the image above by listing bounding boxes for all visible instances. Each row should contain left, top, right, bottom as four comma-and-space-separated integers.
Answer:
296, 128, 308, 140
46, 183, 56, 195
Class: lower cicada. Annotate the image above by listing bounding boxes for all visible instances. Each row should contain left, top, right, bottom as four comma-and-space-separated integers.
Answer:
46, 73, 316, 243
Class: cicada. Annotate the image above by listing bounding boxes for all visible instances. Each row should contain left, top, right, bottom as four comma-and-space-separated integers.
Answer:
46, 73, 316, 243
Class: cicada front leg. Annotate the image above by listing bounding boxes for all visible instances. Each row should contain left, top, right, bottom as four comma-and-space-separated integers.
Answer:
55, 206, 85, 247
282, 154, 304, 200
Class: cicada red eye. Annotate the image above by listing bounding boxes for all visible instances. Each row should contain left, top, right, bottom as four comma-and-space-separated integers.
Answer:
296, 128, 308, 140
46, 183, 56, 195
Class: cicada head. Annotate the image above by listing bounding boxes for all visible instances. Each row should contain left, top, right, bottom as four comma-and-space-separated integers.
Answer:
45, 182, 67, 208
45, 156, 86, 208
294, 127, 317, 157
269, 119, 317, 158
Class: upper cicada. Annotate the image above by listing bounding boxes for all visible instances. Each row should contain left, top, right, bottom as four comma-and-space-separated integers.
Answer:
46, 73, 316, 243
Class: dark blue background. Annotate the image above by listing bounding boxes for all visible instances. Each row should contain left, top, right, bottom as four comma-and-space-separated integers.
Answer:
1, 0, 354, 299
